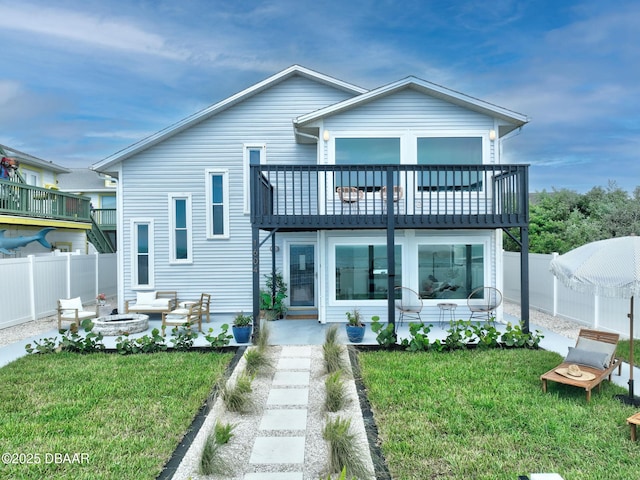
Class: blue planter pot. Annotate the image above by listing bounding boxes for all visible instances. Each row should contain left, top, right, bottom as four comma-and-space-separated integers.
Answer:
232, 325, 252, 343
345, 324, 365, 343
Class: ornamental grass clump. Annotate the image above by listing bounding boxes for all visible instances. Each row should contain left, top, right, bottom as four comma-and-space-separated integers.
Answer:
322, 416, 371, 479
199, 421, 236, 475
243, 347, 273, 375
220, 372, 255, 413
325, 370, 349, 412
323, 325, 346, 374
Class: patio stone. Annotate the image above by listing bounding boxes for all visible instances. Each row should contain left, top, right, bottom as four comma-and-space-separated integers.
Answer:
249, 436, 305, 464
260, 408, 307, 431
272, 371, 310, 386
277, 356, 311, 370
266, 388, 309, 406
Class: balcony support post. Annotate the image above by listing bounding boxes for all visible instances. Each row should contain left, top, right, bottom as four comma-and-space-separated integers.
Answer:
386, 169, 396, 330
252, 225, 260, 343
520, 226, 530, 333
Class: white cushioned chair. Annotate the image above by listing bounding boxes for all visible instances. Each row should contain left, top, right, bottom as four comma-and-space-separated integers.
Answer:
124, 291, 177, 316
57, 297, 98, 330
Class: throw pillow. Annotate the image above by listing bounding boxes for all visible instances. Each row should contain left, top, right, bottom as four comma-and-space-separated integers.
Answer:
136, 291, 157, 305
564, 347, 609, 370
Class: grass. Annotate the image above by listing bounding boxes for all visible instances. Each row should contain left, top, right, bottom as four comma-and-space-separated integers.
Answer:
615, 338, 640, 368
358, 348, 640, 480
322, 416, 372, 479
243, 347, 273, 375
0, 351, 232, 480
199, 421, 235, 475
325, 370, 349, 412
220, 372, 255, 413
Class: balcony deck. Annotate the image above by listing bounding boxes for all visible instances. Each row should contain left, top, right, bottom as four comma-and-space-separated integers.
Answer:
0, 180, 92, 223
251, 164, 528, 231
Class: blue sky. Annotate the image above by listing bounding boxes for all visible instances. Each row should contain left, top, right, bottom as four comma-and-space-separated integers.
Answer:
0, 0, 638, 193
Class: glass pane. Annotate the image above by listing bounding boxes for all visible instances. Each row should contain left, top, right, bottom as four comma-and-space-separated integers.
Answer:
417, 137, 482, 164
418, 244, 484, 300
417, 137, 483, 191
211, 175, 223, 203
249, 148, 262, 165
137, 255, 149, 285
137, 224, 148, 254
175, 230, 188, 259
175, 199, 186, 229
290, 245, 315, 307
336, 138, 400, 164
335, 245, 401, 300
101, 196, 116, 208
212, 205, 224, 234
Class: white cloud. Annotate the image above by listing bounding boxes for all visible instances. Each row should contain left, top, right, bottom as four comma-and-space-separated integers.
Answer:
0, 3, 188, 60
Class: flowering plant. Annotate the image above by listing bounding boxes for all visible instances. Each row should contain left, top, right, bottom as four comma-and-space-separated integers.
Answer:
97, 293, 106, 301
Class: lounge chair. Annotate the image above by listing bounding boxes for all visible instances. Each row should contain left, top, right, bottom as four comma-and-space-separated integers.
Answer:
57, 297, 98, 330
540, 328, 622, 402
161, 301, 203, 335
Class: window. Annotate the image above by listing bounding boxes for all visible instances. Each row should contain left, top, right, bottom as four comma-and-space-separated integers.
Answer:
335, 244, 402, 300
418, 244, 484, 300
131, 219, 154, 288
206, 169, 229, 239
100, 195, 116, 209
335, 138, 400, 189
169, 194, 192, 263
244, 145, 265, 214
417, 137, 483, 191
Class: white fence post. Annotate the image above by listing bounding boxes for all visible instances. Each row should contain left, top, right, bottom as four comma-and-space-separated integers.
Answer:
28, 255, 36, 321
552, 252, 558, 316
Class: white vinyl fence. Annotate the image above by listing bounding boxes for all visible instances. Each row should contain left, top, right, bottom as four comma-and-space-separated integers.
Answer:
504, 251, 635, 339
0, 252, 116, 329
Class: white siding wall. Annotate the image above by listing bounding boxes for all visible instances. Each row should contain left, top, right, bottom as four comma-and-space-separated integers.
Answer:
119, 76, 355, 313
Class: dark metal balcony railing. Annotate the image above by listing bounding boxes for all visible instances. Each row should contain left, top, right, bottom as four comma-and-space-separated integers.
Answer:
251, 164, 528, 229
0, 180, 92, 223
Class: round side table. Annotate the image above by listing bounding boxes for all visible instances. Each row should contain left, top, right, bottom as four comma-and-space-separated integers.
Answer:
437, 303, 457, 327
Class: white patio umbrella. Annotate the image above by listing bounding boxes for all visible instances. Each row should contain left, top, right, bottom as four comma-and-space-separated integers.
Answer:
549, 235, 640, 404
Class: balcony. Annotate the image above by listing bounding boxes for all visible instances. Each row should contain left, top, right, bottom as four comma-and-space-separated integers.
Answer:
250, 164, 528, 231
0, 180, 92, 223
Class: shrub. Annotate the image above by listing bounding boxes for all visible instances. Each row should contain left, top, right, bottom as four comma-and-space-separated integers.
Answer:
204, 324, 233, 348
370, 317, 397, 348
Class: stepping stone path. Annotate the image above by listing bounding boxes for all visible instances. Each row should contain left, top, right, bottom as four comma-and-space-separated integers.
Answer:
171, 344, 375, 479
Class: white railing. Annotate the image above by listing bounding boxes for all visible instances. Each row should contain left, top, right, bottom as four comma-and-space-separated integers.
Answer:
504, 251, 634, 337
0, 252, 116, 329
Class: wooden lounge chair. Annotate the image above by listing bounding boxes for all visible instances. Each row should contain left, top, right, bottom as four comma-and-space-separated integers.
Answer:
161, 301, 203, 335
540, 328, 622, 402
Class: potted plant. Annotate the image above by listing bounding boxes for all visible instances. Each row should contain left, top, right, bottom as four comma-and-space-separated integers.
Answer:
96, 293, 107, 306
232, 312, 253, 343
259, 271, 288, 320
345, 309, 366, 343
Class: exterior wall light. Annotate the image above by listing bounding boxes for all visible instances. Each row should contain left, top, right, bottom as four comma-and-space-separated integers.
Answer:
323, 130, 330, 142
489, 129, 496, 141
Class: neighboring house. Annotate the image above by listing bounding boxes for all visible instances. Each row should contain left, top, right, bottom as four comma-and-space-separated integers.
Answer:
0, 144, 95, 256
93, 65, 531, 329
57, 168, 117, 251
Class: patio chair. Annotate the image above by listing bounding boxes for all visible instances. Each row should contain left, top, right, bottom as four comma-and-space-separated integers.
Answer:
57, 297, 98, 330
336, 186, 363, 203
467, 286, 502, 324
161, 301, 203, 335
394, 286, 423, 325
540, 328, 622, 402
178, 293, 211, 323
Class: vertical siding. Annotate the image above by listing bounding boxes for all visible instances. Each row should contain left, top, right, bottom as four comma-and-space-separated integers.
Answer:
119, 75, 356, 312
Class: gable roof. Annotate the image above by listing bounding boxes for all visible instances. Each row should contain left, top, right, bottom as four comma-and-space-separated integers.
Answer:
295, 76, 529, 136
92, 65, 367, 171
0, 143, 70, 174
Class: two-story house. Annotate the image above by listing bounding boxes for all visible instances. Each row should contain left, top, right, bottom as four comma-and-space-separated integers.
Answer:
93, 65, 530, 331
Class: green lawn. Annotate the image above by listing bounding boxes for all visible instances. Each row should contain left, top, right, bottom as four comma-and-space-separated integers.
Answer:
616, 339, 640, 368
0, 351, 233, 480
358, 348, 640, 480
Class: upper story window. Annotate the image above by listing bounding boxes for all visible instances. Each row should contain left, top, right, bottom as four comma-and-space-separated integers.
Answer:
417, 137, 483, 191
131, 219, 154, 288
206, 169, 229, 239
335, 138, 400, 189
169, 194, 192, 263
244, 144, 265, 214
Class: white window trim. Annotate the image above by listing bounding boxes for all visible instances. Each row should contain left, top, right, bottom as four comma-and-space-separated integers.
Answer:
328, 236, 406, 307
243, 144, 266, 214
205, 168, 230, 239
130, 218, 155, 289
169, 193, 193, 264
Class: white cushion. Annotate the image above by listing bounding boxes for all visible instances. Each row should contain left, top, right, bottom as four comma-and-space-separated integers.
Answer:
62, 310, 96, 320
151, 298, 170, 307
136, 291, 157, 305
60, 297, 83, 314
170, 308, 190, 315
575, 337, 616, 366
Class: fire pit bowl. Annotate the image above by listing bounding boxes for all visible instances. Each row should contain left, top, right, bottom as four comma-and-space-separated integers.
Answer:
92, 314, 149, 336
